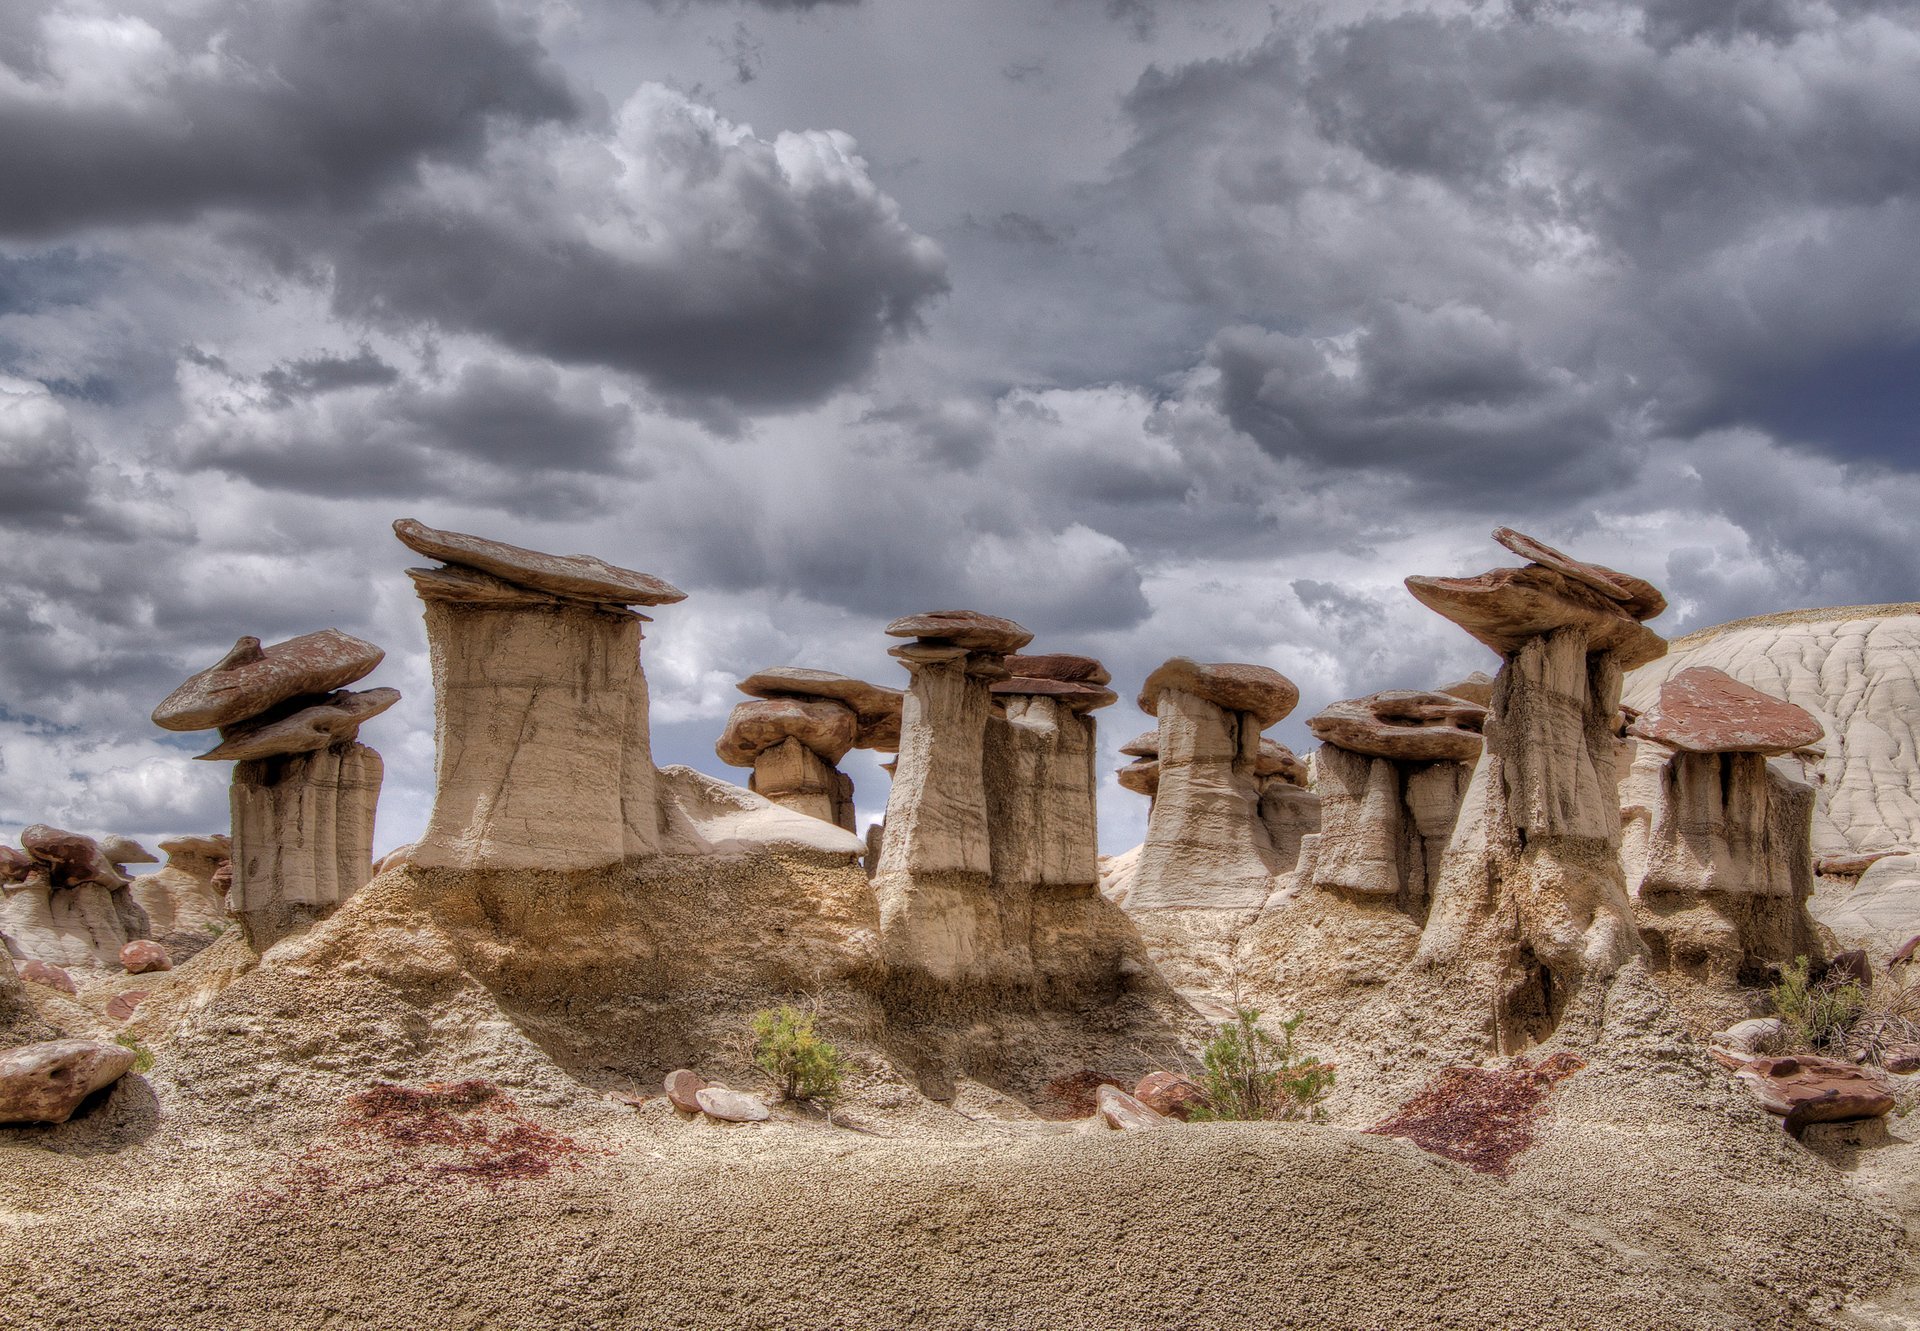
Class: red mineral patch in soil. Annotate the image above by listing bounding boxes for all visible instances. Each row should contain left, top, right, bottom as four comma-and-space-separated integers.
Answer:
1367, 1053, 1586, 1176
242, 1079, 595, 1210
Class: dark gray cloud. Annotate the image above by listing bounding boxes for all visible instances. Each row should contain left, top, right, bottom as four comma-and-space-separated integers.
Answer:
177, 356, 638, 515
0, 0, 577, 238
313, 88, 948, 413
1114, 0, 1920, 499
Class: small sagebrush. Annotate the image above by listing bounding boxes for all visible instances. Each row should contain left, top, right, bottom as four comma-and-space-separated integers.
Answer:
749, 1004, 846, 1103
113, 1033, 154, 1074
1771, 956, 1867, 1054
1189, 1008, 1334, 1122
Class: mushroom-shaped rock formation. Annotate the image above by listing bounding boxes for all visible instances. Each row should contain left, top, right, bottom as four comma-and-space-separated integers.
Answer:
885, 610, 1033, 655
1302, 692, 1487, 914
737, 667, 904, 752
152, 631, 385, 733
129, 834, 232, 962
154, 628, 394, 949
1117, 732, 1316, 870
728, 668, 904, 832
0, 827, 152, 969
1128, 658, 1301, 911
1618, 669, 1824, 989
987, 667, 1115, 891
716, 697, 861, 831
1307, 691, 1487, 764
1408, 529, 1668, 1051
871, 615, 1123, 993
99, 836, 158, 877
196, 688, 401, 762
1136, 658, 1299, 730
397, 517, 681, 873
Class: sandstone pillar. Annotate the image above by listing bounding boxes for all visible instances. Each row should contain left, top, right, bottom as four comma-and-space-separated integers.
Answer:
153, 627, 397, 949
1303, 689, 1486, 918
1620, 666, 1825, 985
1409, 527, 1669, 1050
394, 518, 685, 873
985, 656, 1118, 890
1129, 658, 1298, 911
870, 610, 1032, 982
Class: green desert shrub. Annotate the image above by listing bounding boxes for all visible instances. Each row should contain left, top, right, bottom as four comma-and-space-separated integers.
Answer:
113, 1033, 154, 1074
749, 1004, 846, 1103
1770, 956, 1866, 1054
1189, 1008, 1334, 1123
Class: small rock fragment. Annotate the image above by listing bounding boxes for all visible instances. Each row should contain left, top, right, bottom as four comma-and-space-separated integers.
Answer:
105, 991, 148, 1022
119, 941, 172, 974
1096, 1084, 1167, 1132
0, 1039, 138, 1125
664, 1069, 708, 1114
695, 1086, 771, 1123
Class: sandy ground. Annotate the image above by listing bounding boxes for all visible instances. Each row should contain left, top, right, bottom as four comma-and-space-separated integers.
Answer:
3, 858, 1917, 1330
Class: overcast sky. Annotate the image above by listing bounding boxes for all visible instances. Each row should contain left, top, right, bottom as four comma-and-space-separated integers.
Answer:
3, 0, 1918, 858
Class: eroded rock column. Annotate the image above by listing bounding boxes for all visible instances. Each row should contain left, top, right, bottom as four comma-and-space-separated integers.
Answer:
718, 668, 903, 832
986, 654, 1118, 890
395, 518, 685, 872
1620, 666, 1824, 985
871, 610, 1032, 981
1129, 658, 1299, 910
153, 628, 396, 948
1408, 527, 1669, 1050
1301, 689, 1486, 919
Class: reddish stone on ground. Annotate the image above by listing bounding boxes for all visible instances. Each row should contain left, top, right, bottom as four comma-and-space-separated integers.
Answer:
105, 991, 149, 1022
663, 1069, 708, 1114
120, 940, 172, 974
0, 1039, 137, 1125
1096, 1085, 1167, 1132
1133, 1072, 1207, 1121
1733, 1054, 1896, 1135
18, 961, 76, 995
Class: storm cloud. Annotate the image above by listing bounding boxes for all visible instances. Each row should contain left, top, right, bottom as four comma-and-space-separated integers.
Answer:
1, 0, 1917, 853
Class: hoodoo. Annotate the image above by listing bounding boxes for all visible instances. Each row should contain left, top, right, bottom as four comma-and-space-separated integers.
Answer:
152, 630, 393, 949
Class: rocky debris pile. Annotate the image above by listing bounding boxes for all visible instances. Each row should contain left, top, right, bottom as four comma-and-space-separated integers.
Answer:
1728, 1053, 1897, 1136
153, 629, 394, 950
0, 1038, 137, 1125
719, 668, 903, 832
1126, 658, 1302, 910
1409, 528, 1667, 1050
0, 825, 153, 969
396, 517, 681, 873
1300, 689, 1487, 914
1619, 667, 1823, 987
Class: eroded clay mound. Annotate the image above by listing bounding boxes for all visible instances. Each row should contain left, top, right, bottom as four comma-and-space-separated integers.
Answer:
1623, 605, 1920, 857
